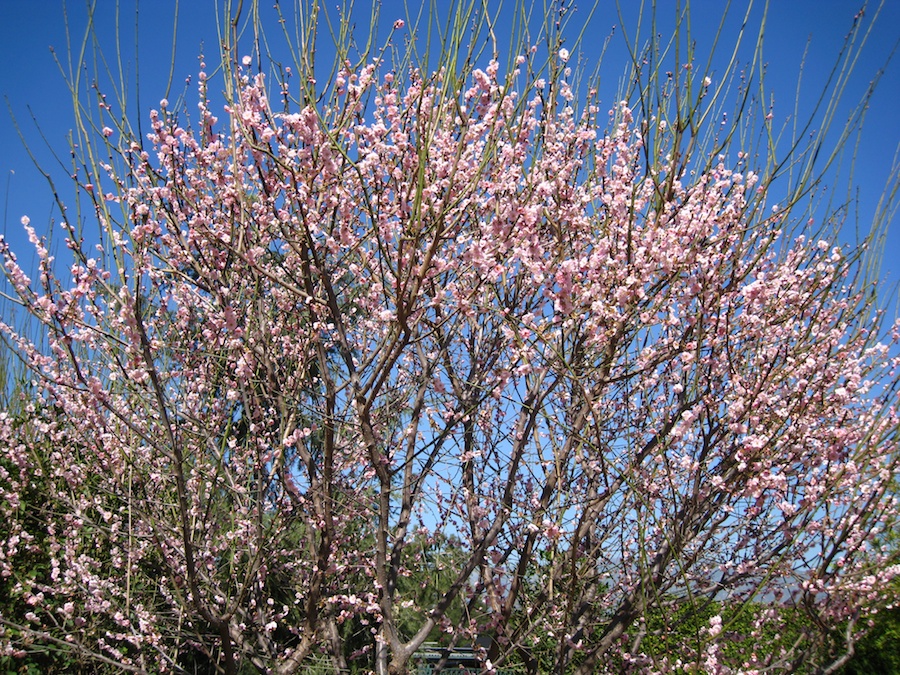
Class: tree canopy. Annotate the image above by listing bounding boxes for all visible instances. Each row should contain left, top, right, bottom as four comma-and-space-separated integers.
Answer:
1, 1, 898, 673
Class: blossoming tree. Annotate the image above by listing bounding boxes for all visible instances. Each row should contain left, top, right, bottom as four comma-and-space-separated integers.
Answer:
1, 1, 898, 673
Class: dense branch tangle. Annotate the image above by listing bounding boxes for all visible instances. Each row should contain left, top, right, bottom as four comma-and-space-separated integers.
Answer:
1, 2, 899, 673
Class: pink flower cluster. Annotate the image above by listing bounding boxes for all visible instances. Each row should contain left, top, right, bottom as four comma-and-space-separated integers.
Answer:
1, 47, 897, 674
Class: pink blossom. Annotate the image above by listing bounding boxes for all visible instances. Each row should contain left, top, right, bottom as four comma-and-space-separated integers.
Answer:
0, 26, 896, 675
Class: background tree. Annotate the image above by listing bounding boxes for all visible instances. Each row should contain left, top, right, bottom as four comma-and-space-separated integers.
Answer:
837, 523, 900, 675
1, 1, 899, 674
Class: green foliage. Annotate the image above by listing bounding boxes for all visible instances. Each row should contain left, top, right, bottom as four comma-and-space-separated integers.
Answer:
838, 502, 900, 675
395, 534, 473, 643
839, 606, 900, 675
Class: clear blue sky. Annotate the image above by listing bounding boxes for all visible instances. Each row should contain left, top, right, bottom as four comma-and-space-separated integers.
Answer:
1, 1, 898, 296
